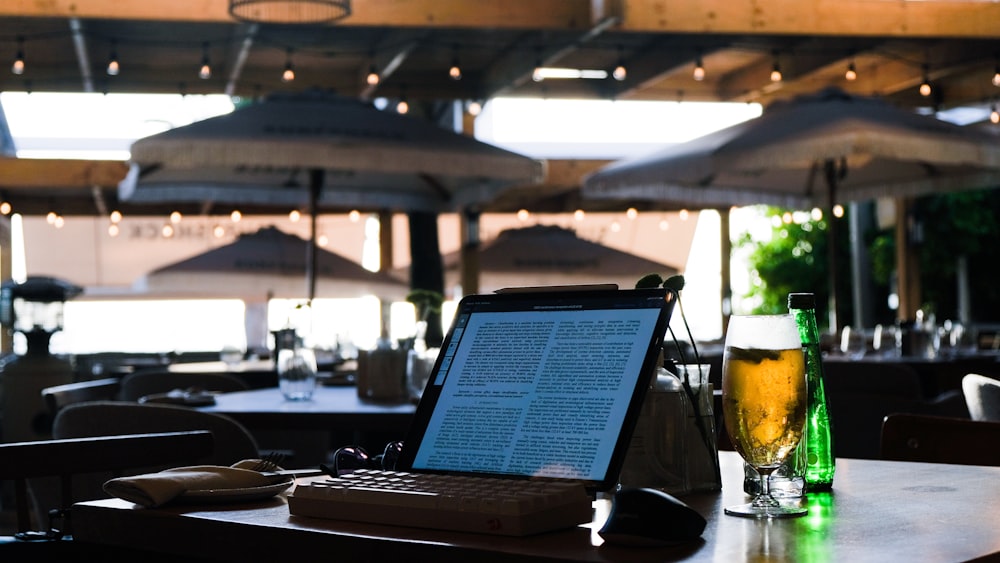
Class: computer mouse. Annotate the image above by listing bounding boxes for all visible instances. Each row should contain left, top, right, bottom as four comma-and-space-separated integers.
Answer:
598, 487, 707, 547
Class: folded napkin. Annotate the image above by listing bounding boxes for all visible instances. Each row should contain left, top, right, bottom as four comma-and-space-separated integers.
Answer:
104, 463, 288, 507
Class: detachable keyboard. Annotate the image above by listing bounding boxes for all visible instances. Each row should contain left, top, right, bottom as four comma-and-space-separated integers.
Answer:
288, 469, 594, 536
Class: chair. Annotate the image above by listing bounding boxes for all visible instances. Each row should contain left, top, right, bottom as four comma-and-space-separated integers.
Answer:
880, 413, 1000, 466
41, 378, 122, 415
962, 373, 1000, 422
1, 431, 213, 560
118, 370, 249, 402
25, 401, 261, 535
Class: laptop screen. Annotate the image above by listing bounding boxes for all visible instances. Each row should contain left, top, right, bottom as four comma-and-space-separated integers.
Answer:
396, 287, 674, 493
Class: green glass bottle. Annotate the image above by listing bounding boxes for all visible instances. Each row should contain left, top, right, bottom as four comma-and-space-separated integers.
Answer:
788, 292, 835, 490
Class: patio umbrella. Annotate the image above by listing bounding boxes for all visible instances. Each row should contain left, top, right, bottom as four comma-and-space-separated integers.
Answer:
134, 226, 408, 301
583, 88, 1000, 331
435, 224, 680, 294
119, 91, 543, 301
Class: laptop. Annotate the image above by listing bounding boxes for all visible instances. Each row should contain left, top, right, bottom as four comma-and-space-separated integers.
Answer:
394, 286, 676, 494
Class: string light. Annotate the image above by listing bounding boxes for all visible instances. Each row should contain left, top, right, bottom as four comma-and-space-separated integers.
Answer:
0, 200, 11, 215
11, 36, 24, 75
692, 55, 705, 81
991, 103, 999, 124
170, 211, 182, 224
517, 209, 530, 221
108, 223, 120, 237
626, 207, 638, 220
448, 45, 462, 81
919, 64, 931, 97
993, 63, 1000, 87
770, 53, 782, 83
110, 210, 122, 223
213, 225, 226, 238
198, 42, 212, 79
162, 224, 174, 238
230, 210, 242, 222
282, 49, 295, 82
612, 45, 626, 81
107, 40, 120, 76
366, 63, 380, 85
466, 100, 483, 116
349, 209, 361, 222
845, 60, 857, 81
574, 209, 585, 221
396, 87, 408, 114
289, 209, 301, 222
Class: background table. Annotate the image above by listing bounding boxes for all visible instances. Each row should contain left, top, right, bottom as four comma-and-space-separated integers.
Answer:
197, 386, 416, 465
71, 452, 1000, 562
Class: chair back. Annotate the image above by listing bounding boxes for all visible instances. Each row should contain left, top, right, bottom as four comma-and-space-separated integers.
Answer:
24, 401, 261, 531
118, 370, 249, 402
41, 378, 122, 415
962, 373, 1000, 422
1, 431, 212, 538
880, 413, 1000, 466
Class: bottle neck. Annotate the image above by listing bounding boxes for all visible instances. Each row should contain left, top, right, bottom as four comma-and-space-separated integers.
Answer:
790, 307, 821, 346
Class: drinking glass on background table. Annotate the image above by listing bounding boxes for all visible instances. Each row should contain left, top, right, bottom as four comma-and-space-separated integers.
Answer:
722, 314, 807, 518
840, 325, 867, 359
277, 347, 318, 401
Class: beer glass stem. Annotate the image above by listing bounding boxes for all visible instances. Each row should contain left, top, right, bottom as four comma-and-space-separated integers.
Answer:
752, 470, 779, 508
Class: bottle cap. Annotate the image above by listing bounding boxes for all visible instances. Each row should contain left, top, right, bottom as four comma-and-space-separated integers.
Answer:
788, 293, 816, 310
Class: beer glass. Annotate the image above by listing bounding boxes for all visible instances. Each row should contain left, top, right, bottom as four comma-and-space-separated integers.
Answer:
721, 314, 807, 518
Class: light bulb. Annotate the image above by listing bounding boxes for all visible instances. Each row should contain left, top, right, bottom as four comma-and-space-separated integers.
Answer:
366, 65, 380, 85
0, 201, 10, 215
199, 42, 211, 79
991, 106, 1000, 124
770, 65, 782, 83
110, 210, 122, 223
613, 63, 626, 81
230, 210, 242, 222
46, 211, 57, 224
170, 211, 182, 224
626, 207, 638, 220
396, 99, 409, 114
107, 41, 119, 76
466, 100, 482, 116
574, 209, 585, 221
349, 210, 361, 222
289, 209, 301, 222
108, 223, 120, 237
692, 60, 705, 81
11, 36, 24, 75
162, 224, 174, 238
919, 81, 931, 97
282, 49, 294, 82
845, 61, 857, 81
449, 59, 462, 80
993, 67, 1000, 87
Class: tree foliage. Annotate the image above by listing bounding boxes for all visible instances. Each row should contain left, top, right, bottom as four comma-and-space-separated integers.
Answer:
738, 189, 1000, 330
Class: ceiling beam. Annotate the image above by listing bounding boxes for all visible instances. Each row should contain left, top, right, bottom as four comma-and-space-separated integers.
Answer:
4, 0, 998, 38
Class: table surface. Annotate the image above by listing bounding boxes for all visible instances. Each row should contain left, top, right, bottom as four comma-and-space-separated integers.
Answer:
196, 385, 416, 433
71, 452, 1000, 562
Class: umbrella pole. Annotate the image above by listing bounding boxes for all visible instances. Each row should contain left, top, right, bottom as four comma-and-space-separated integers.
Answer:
824, 160, 841, 335
307, 168, 322, 305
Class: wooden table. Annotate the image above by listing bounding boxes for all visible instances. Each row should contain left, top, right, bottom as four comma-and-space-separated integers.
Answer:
70, 452, 1000, 562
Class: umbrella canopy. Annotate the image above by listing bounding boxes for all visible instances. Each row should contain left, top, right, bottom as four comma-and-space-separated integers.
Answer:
583, 88, 1000, 209
435, 225, 679, 294
583, 88, 1000, 330
119, 91, 543, 303
119, 91, 543, 213
134, 226, 408, 300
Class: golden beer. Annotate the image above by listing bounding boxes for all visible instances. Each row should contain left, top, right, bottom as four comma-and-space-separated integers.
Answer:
722, 346, 806, 471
